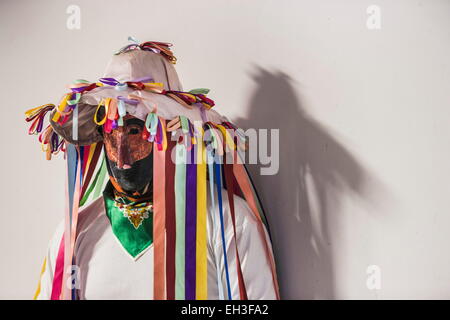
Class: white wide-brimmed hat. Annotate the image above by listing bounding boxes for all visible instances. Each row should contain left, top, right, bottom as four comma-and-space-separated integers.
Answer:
44, 40, 227, 146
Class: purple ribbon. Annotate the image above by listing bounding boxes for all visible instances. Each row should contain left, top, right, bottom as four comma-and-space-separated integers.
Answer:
117, 96, 140, 105
71, 85, 89, 93
100, 76, 154, 87
36, 118, 44, 134
99, 78, 119, 86
185, 146, 197, 300
156, 119, 163, 145
51, 133, 62, 152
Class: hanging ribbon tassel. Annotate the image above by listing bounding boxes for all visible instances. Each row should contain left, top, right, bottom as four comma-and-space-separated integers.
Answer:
195, 127, 208, 300
50, 235, 65, 300
218, 121, 279, 299
206, 147, 225, 300
80, 145, 92, 180
153, 118, 167, 300
185, 131, 197, 300
165, 139, 177, 300
214, 158, 233, 300
223, 151, 248, 299
79, 155, 106, 206
209, 122, 233, 299
70, 146, 82, 300
117, 99, 126, 126
205, 123, 231, 299
33, 258, 47, 300
72, 104, 78, 141
25, 104, 55, 134
79, 142, 104, 203
175, 133, 187, 300
92, 156, 108, 199
216, 124, 248, 299
62, 144, 80, 300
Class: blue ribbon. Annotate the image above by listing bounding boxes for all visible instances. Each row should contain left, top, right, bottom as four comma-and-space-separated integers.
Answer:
214, 160, 232, 300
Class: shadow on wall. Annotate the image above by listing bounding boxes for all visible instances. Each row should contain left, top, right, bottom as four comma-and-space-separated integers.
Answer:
234, 66, 384, 299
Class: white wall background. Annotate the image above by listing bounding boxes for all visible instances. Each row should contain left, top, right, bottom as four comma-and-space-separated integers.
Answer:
1, 0, 449, 299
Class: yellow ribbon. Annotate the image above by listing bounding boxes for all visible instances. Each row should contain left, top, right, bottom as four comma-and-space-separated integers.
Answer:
195, 128, 208, 299
94, 98, 111, 125
33, 257, 47, 300
25, 104, 54, 118
51, 94, 70, 123
216, 124, 236, 152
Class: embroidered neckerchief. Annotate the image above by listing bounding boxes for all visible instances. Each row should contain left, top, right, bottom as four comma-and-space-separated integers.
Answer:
103, 182, 153, 259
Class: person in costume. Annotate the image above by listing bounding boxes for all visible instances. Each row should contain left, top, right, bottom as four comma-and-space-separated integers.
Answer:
27, 39, 280, 300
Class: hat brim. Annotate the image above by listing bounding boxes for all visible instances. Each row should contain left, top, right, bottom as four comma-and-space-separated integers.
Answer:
50, 86, 227, 146
49, 102, 104, 146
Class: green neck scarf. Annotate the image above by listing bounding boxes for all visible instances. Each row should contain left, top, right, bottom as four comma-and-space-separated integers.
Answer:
103, 182, 153, 259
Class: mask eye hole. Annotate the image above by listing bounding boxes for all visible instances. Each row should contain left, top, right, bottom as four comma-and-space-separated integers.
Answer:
127, 125, 141, 135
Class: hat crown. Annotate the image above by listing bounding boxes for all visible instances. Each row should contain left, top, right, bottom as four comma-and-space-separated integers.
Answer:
102, 50, 183, 91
